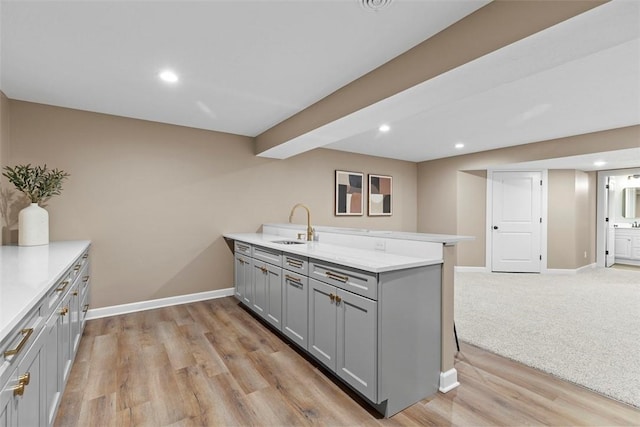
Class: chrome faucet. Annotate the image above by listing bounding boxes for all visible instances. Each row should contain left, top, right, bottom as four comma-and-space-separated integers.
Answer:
289, 203, 314, 241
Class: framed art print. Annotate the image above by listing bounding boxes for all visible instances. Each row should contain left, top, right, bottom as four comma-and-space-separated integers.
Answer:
368, 174, 392, 216
335, 170, 364, 216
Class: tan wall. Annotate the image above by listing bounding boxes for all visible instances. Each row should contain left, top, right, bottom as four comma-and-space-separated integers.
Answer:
417, 125, 640, 268
6, 100, 417, 309
548, 170, 577, 269
0, 92, 10, 245
456, 170, 486, 266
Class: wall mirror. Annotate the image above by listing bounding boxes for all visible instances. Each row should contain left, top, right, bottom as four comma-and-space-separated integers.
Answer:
622, 187, 640, 218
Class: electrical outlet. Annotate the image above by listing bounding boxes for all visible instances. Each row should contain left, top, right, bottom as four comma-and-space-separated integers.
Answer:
584, 251, 587, 259
374, 240, 386, 252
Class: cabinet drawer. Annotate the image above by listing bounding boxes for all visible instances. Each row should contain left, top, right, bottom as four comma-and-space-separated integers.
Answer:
42, 272, 73, 318
78, 261, 91, 301
234, 241, 252, 255
0, 306, 44, 385
252, 245, 282, 267
309, 261, 377, 300
283, 254, 308, 275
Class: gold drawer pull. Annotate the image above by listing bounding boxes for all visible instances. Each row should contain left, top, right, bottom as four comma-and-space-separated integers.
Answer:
83, 304, 90, 313
83, 275, 90, 283
286, 259, 303, 267
60, 307, 69, 316
74, 265, 81, 271
329, 293, 336, 302
4, 328, 34, 357
11, 383, 25, 397
56, 280, 70, 292
82, 253, 89, 259
285, 274, 301, 283
335, 295, 342, 303
18, 372, 30, 386
73, 290, 79, 296
260, 266, 268, 274
326, 271, 349, 283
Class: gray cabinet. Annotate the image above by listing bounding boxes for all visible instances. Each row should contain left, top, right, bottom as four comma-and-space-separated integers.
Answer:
308, 279, 377, 402
0, 244, 91, 427
231, 238, 442, 417
234, 253, 252, 305
252, 260, 282, 330
282, 271, 308, 350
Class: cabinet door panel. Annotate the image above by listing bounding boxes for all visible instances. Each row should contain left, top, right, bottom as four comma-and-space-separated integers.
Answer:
252, 261, 268, 317
16, 330, 45, 427
60, 295, 73, 385
265, 264, 282, 330
282, 273, 308, 350
336, 289, 377, 402
1, 373, 16, 427
234, 254, 251, 303
308, 279, 337, 371
44, 311, 62, 426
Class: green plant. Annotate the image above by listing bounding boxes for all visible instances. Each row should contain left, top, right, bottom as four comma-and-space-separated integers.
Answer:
2, 164, 70, 204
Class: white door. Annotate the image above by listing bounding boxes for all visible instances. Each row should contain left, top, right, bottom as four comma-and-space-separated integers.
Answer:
492, 171, 542, 273
605, 177, 616, 267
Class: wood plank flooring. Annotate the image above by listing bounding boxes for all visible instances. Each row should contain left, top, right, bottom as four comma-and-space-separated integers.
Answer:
55, 297, 640, 426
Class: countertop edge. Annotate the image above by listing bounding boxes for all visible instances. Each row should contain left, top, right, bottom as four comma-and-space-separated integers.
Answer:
224, 233, 443, 273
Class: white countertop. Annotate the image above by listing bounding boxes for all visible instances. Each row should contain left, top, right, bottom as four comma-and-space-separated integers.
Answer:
0, 240, 91, 343
224, 233, 442, 273
264, 223, 473, 245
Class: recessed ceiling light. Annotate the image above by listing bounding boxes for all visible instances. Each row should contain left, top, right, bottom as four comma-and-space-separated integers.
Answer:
159, 70, 178, 83
378, 124, 390, 132
455, 143, 465, 149
594, 160, 607, 167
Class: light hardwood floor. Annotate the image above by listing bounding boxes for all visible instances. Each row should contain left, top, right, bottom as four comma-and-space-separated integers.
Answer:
55, 297, 640, 426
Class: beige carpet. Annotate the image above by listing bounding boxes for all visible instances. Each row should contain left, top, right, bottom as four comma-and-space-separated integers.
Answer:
455, 267, 640, 408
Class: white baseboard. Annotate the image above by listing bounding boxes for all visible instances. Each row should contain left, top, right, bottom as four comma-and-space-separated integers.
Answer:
86, 287, 235, 320
545, 263, 596, 275
455, 266, 488, 273
439, 368, 460, 393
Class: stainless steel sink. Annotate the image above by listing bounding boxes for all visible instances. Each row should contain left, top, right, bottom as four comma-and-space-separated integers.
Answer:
273, 240, 307, 245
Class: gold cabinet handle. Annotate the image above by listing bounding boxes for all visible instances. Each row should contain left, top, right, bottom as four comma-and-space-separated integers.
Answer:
74, 265, 81, 271
260, 266, 268, 274
4, 328, 34, 357
83, 275, 90, 283
60, 307, 69, 316
83, 304, 90, 313
286, 259, 303, 267
325, 271, 349, 283
285, 274, 301, 283
335, 295, 342, 303
73, 290, 79, 296
11, 382, 25, 397
329, 293, 336, 302
18, 372, 30, 386
56, 280, 70, 292
82, 253, 89, 259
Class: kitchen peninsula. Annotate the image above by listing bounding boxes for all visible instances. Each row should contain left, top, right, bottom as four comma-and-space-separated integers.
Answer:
224, 223, 471, 417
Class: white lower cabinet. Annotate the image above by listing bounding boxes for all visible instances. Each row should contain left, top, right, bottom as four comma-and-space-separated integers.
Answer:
0, 244, 91, 426
615, 228, 640, 264
309, 279, 377, 402
234, 253, 252, 305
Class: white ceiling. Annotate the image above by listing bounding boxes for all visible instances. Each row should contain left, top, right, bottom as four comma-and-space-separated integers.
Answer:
1, 0, 639, 170
0, 0, 488, 137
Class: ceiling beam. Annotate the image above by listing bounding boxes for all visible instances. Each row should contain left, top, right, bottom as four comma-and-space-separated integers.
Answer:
255, 0, 608, 156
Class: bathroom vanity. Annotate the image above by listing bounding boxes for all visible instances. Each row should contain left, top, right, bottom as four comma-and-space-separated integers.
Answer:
225, 224, 470, 417
614, 227, 640, 265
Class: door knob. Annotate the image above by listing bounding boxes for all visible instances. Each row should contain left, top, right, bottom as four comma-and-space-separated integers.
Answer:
493, 226, 499, 230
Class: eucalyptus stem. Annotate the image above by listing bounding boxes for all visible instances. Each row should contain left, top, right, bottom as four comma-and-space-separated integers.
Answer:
2, 164, 70, 204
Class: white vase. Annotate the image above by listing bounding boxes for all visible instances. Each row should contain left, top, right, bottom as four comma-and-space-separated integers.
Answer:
18, 203, 49, 246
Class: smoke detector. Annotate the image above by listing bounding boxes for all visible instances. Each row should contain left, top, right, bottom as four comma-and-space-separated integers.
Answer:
360, 0, 393, 11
